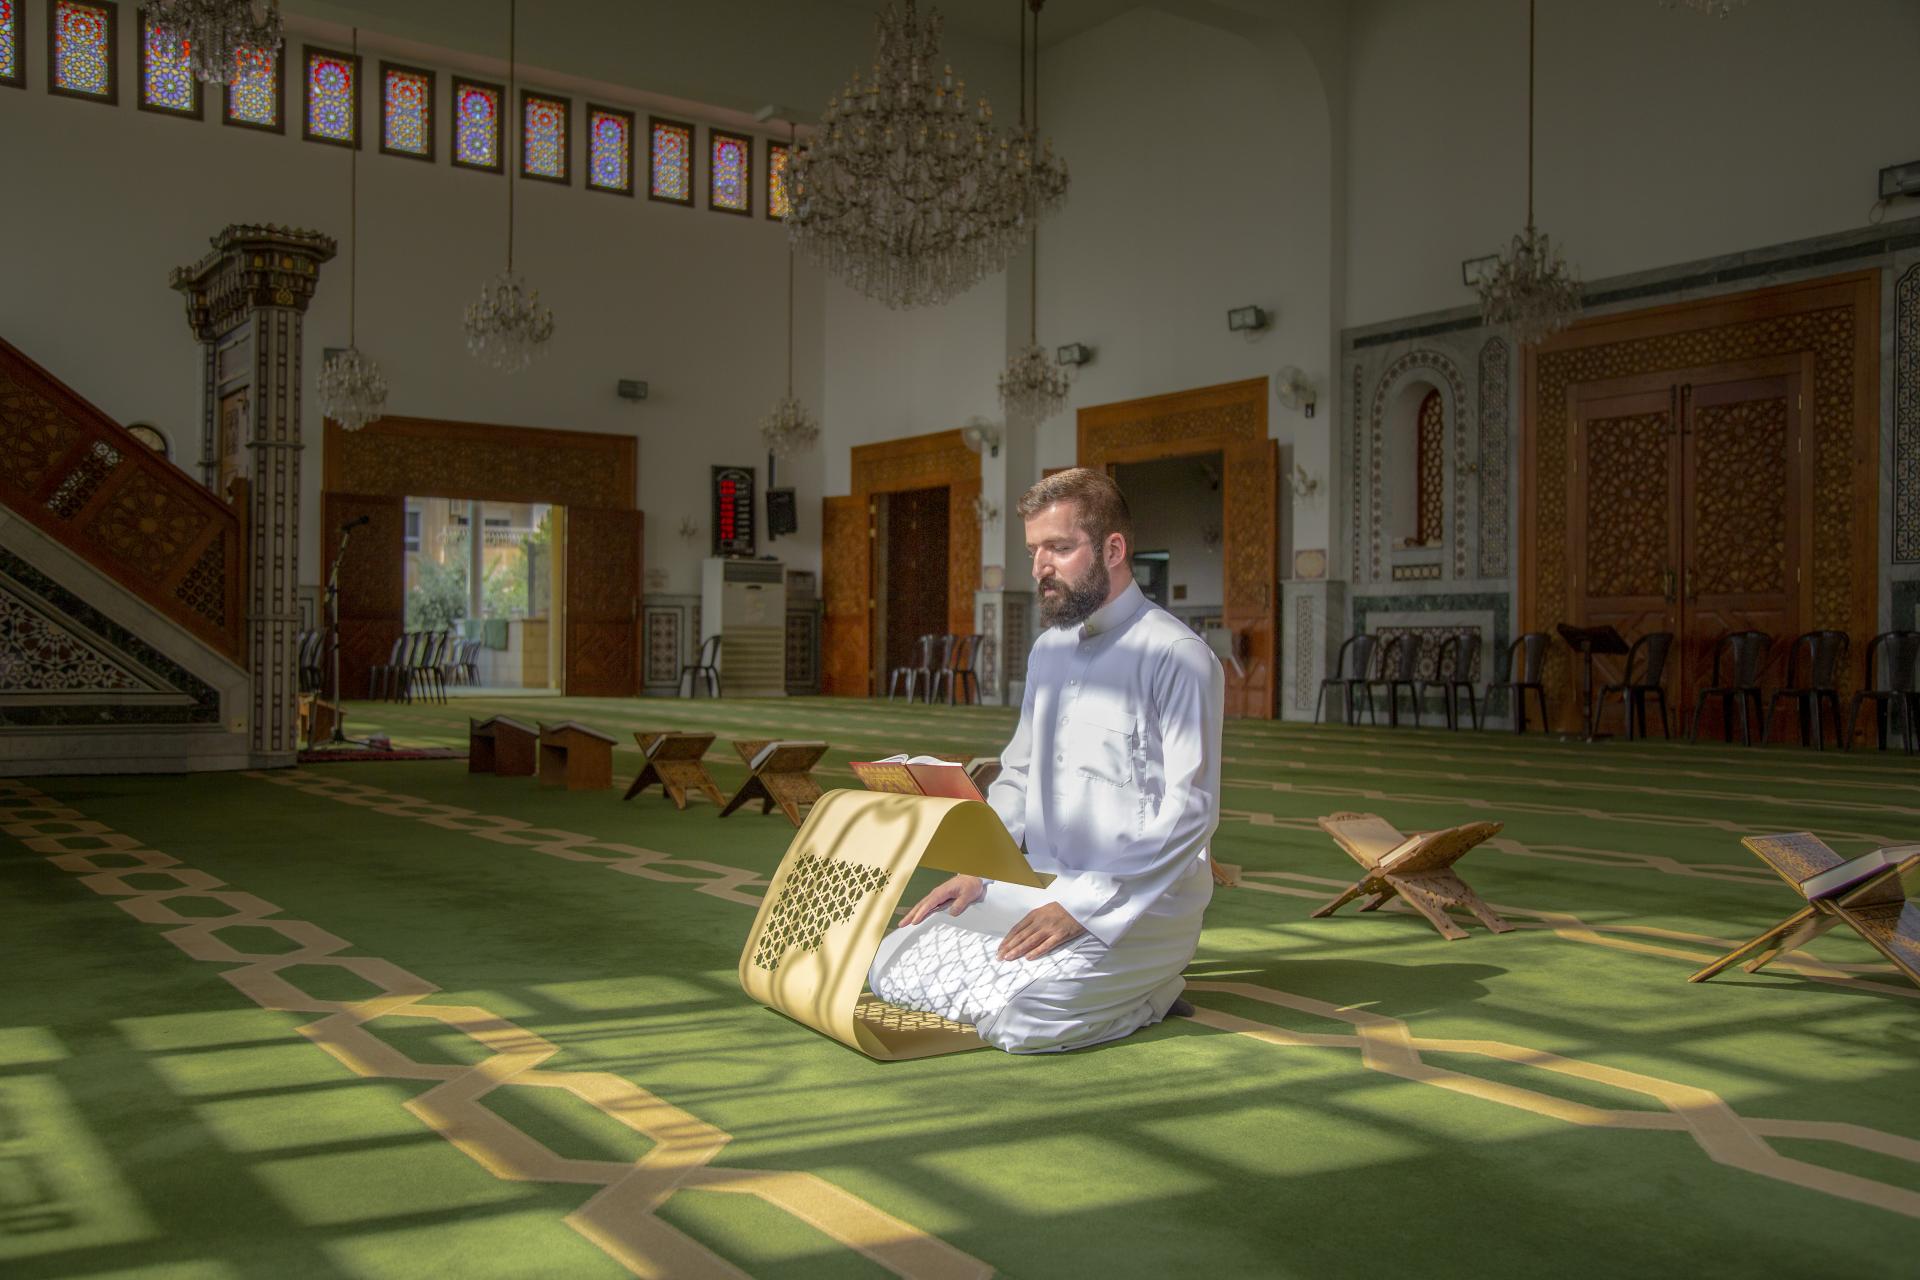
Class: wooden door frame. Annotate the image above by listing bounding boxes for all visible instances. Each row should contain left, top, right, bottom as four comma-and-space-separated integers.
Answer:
1522, 272, 1878, 729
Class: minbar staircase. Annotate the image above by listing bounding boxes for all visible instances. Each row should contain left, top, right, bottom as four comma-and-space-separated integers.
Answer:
0, 335, 252, 774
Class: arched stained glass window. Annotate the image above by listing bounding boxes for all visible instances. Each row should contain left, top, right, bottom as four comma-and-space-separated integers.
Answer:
303, 45, 358, 146
224, 43, 282, 132
649, 116, 692, 206
50, 0, 115, 103
709, 130, 750, 215
1416, 388, 1445, 548
138, 8, 197, 116
766, 141, 791, 221
451, 76, 502, 172
1, 0, 25, 89
380, 61, 432, 160
586, 104, 633, 195
521, 90, 569, 183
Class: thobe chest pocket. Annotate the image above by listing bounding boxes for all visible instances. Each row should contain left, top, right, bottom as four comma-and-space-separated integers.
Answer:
1068, 705, 1138, 789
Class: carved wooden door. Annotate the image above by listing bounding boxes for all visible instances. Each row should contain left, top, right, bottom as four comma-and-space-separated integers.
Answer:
564, 507, 642, 696
820, 494, 869, 696
321, 492, 404, 700
1221, 439, 1277, 719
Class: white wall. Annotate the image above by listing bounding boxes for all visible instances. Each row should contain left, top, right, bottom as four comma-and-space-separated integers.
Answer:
0, 17, 824, 600
1116, 453, 1225, 609
1345, 0, 1920, 327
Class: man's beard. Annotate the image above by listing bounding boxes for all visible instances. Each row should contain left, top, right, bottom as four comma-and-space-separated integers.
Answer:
1037, 558, 1110, 629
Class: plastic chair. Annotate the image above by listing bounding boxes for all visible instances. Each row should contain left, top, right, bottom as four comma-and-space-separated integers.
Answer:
887, 634, 936, 701
932, 634, 981, 706
680, 634, 722, 698
1417, 629, 1482, 731
1590, 631, 1674, 740
1767, 630, 1849, 749
1844, 630, 1920, 753
368, 633, 410, 702
1370, 633, 1425, 728
1689, 630, 1773, 746
1314, 633, 1379, 726
1493, 633, 1551, 733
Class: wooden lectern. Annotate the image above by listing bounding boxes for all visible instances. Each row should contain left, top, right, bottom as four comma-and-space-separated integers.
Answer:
738, 788, 1048, 1060
299, 696, 345, 749
537, 721, 617, 790
622, 731, 723, 808
1312, 812, 1512, 940
469, 716, 538, 776
719, 739, 828, 827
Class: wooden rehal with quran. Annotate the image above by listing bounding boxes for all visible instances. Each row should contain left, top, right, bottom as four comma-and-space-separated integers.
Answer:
622, 731, 724, 808
1312, 813, 1513, 940
719, 739, 828, 827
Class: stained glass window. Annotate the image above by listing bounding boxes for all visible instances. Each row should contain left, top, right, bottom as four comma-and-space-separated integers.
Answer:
649, 117, 692, 206
521, 91, 568, 183
138, 9, 197, 117
379, 61, 432, 160
1, 0, 24, 89
766, 141, 792, 221
303, 45, 357, 146
586, 104, 633, 195
451, 76, 502, 172
50, 0, 115, 102
710, 130, 750, 215
224, 43, 281, 131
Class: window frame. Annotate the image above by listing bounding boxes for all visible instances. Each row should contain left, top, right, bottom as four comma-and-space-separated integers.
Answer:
377, 58, 434, 162
221, 41, 284, 133
2, 0, 28, 90
449, 74, 504, 174
135, 6, 199, 119
518, 88, 571, 185
765, 139, 791, 221
584, 101, 634, 197
46, 0, 116, 105
647, 114, 694, 207
708, 127, 753, 217
301, 43, 360, 148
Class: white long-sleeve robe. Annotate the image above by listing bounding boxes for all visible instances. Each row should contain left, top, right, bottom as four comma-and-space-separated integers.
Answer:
869, 580, 1225, 1053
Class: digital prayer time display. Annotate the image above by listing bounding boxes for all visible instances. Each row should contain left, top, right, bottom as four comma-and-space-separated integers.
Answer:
711, 465, 756, 557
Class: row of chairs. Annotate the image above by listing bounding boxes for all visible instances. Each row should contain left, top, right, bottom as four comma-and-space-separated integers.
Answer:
295, 629, 332, 695
369, 630, 483, 703
1315, 629, 1490, 730
886, 633, 991, 705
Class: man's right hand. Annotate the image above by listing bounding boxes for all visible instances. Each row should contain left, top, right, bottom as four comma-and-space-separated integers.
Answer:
898, 875, 986, 927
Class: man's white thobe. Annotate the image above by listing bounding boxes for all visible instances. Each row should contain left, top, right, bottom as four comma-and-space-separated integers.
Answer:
869, 580, 1225, 1053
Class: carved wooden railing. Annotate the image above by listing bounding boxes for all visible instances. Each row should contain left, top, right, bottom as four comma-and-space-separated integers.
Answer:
0, 336, 245, 663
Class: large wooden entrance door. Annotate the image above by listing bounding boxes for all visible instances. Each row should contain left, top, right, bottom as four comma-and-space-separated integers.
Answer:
1569, 360, 1807, 729
564, 507, 642, 696
321, 492, 404, 699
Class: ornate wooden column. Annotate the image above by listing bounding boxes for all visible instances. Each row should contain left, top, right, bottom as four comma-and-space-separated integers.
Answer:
172, 225, 336, 767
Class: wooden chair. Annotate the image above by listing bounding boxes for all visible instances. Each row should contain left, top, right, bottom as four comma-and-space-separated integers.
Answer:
1314, 633, 1379, 725
622, 731, 724, 809
1591, 630, 1674, 740
1370, 633, 1424, 728
1312, 812, 1513, 941
1416, 629, 1482, 731
538, 721, 617, 790
1492, 632, 1550, 733
679, 634, 722, 698
1767, 630, 1849, 749
720, 739, 829, 827
1844, 630, 1920, 753
1689, 630, 1772, 746
469, 716, 538, 776
1690, 832, 1920, 991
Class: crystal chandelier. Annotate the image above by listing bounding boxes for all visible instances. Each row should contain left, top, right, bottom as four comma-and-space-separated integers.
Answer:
787, 1, 1066, 310
1476, 0, 1581, 345
998, 0, 1070, 422
463, 0, 554, 372
317, 28, 387, 432
762, 126, 821, 459
147, 0, 284, 85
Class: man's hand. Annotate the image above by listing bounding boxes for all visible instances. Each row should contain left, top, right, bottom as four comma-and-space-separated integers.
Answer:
898, 875, 986, 927
997, 902, 1086, 961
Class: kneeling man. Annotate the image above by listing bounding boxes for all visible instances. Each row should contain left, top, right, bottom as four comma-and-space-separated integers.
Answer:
868, 468, 1224, 1053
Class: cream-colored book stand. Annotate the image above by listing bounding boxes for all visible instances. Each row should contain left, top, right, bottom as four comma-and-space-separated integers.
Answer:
622, 731, 723, 808
1313, 812, 1512, 940
720, 739, 827, 827
738, 788, 1047, 1060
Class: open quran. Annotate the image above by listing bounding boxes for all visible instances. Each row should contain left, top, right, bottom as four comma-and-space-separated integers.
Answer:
849, 754, 999, 802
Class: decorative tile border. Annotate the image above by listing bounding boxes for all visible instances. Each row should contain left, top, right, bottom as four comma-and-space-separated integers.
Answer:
1895, 264, 1919, 562
1352, 591, 1511, 672
1478, 336, 1511, 578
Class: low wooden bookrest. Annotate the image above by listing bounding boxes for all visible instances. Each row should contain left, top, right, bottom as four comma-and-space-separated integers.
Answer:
1690, 833, 1920, 990
469, 716, 538, 776
538, 721, 617, 791
720, 739, 828, 827
738, 788, 1047, 1060
622, 731, 722, 808
1312, 812, 1511, 940
299, 696, 345, 749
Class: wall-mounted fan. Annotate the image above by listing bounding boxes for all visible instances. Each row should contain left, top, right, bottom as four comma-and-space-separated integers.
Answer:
1274, 366, 1317, 418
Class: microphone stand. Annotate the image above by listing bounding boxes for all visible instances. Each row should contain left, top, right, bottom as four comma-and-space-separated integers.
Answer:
323, 521, 374, 748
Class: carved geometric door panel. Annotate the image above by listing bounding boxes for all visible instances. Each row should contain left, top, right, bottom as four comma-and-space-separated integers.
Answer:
321, 492, 404, 699
564, 507, 642, 697
1221, 439, 1277, 719
820, 495, 868, 697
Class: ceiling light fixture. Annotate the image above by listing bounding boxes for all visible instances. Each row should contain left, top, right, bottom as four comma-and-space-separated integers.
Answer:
316, 26, 387, 433
147, 0, 284, 85
761, 122, 821, 460
997, 0, 1070, 424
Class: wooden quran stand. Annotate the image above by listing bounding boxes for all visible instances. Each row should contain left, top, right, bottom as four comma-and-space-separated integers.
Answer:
469, 716, 537, 776
1313, 812, 1513, 940
719, 739, 828, 827
1690, 833, 1920, 990
299, 696, 345, 750
737, 789, 1048, 1060
537, 722, 617, 791
622, 731, 723, 808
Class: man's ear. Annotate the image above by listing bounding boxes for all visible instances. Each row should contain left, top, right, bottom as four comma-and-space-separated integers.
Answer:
1106, 532, 1127, 569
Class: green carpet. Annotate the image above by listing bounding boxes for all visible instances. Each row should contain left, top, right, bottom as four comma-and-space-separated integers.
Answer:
4, 696, 1919, 1278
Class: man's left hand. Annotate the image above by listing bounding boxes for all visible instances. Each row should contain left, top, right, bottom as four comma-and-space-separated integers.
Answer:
997, 902, 1086, 961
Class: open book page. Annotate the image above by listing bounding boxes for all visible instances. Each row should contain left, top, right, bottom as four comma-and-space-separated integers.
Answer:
1804, 845, 1920, 900
850, 756, 986, 801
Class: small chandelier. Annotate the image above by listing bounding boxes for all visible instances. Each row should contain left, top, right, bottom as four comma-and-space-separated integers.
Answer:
147, 0, 284, 85
997, 0, 1070, 423
1476, 0, 1581, 344
463, 0, 554, 372
316, 28, 387, 432
762, 124, 820, 459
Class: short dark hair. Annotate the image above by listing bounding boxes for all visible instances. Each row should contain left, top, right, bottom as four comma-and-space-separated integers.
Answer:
1016, 468, 1133, 558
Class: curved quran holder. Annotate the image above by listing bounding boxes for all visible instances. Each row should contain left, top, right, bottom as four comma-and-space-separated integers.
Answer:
737, 788, 1046, 1060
